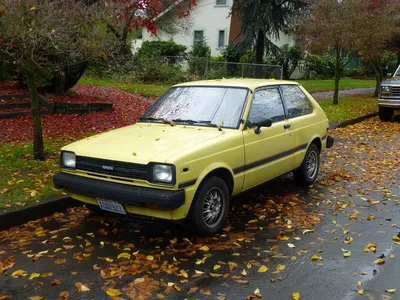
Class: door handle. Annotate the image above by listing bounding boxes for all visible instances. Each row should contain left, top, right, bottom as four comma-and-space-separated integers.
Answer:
284, 124, 291, 129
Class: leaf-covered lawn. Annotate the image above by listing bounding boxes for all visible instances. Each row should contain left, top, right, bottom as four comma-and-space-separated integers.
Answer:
319, 96, 377, 122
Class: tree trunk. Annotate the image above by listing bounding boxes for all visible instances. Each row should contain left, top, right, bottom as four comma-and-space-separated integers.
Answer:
372, 59, 383, 97
333, 49, 341, 105
255, 29, 265, 78
25, 67, 45, 161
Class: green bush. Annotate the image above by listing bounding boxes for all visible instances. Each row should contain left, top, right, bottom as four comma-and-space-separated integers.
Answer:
0, 61, 14, 82
136, 40, 187, 60
299, 55, 336, 79
135, 56, 186, 84
265, 44, 303, 80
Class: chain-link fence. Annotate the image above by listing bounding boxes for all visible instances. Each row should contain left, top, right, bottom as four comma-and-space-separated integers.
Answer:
161, 56, 283, 80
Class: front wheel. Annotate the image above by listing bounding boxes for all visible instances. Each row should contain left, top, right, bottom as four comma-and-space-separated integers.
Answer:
188, 177, 230, 236
379, 107, 393, 121
294, 143, 320, 186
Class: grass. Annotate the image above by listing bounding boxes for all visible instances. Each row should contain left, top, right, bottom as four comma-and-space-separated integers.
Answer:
79, 76, 375, 98
0, 140, 64, 210
297, 79, 375, 93
319, 95, 377, 122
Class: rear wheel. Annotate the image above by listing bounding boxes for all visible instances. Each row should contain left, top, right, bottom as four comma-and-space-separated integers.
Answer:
294, 143, 320, 186
379, 107, 393, 121
188, 177, 230, 236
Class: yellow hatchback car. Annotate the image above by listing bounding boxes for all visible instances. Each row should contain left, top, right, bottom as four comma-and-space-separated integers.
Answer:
53, 79, 334, 236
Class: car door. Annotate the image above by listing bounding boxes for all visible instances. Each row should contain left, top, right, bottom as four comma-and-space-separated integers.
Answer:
280, 85, 315, 167
242, 87, 295, 191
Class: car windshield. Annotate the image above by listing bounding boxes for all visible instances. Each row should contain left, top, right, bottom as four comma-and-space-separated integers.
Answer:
142, 86, 249, 128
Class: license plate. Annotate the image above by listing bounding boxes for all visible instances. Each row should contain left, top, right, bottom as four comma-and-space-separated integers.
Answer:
97, 198, 126, 215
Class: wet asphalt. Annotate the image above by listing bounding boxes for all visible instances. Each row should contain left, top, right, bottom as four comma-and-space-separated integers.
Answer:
311, 88, 375, 100
0, 116, 399, 300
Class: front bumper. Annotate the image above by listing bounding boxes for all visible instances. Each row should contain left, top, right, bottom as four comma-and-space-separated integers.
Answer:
53, 172, 185, 211
378, 98, 400, 109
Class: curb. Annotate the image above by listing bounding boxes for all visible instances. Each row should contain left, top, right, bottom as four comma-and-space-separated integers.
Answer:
0, 196, 81, 231
329, 112, 378, 130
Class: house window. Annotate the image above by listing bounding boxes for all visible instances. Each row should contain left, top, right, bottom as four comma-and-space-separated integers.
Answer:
194, 30, 204, 45
216, 0, 227, 5
218, 30, 226, 48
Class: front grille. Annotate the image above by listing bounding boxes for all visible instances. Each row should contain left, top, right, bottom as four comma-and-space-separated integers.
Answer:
76, 156, 148, 181
392, 87, 400, 97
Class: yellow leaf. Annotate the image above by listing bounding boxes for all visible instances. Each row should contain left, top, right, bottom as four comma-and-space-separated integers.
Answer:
170, 238, 177, 244
228, 262, 238, 270
358, 289, 364, 296
276, 264, 286, 272
343, 230, 350, 235
343, 237, 353, 244
280, 235, 289, 241
385, 289, 396, 293
104, 257, 113, 263
199, 245, 209, 251
54, 248, 62, 253
29, 6, 37, 11
258, 265, 268, 273
241, 269, 247, 276
374, 258, 385, 264
213, 264, 221, 271
358, 281, 362, 287
82, 253, 91, 258
173, 284, 181, 292
389, 253, 396, 259
288, 243, 296, 248
11, 270, 27, 278
293, 237, 301, 241
117, 253, 131, 260
292, 291, 301, 300
247, 262, 252, 269
179, 269, 188, 278
392, 235, 400, 241
106, 289, 122, 297
29, 273, 40, 280
201, 289, 211, 295
146, 255, 154, 261
195, 269, 204, 275
310, 254, 320, 261
344, 251, 352, 258
302, 229, 314, 235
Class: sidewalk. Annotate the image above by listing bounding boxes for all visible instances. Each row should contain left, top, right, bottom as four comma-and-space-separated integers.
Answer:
311, 87, 374, 100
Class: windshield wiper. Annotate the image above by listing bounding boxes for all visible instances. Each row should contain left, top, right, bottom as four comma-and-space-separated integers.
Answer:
171, 119, 199, 124
140, 117, 173, 125
195, 120, 223, 131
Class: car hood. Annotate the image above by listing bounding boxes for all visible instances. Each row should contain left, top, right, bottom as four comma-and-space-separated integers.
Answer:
382, 77, 400, 85
63, 123, 229, 164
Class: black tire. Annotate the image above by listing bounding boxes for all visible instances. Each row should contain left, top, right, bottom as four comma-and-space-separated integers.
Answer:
379, 107, 393, 122
188, 177, 230, 236
294, 143, 320, 186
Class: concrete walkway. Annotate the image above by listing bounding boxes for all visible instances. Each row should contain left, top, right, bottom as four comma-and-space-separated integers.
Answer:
311, 87, 375, 100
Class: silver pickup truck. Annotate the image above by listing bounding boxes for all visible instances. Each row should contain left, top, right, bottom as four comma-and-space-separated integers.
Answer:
379, 64, 400, 121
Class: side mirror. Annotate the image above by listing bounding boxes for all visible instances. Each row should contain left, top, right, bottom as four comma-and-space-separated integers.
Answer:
253, 118, 272, 134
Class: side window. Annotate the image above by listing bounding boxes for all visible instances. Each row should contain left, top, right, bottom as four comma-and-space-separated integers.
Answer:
280, 85, 313, 118
248, 88, 285, 124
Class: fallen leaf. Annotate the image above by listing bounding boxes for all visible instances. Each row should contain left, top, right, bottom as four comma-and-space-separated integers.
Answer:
303, 229, 314, 235
11, 270, 27, 278
288, 243, 296, 248
258, 265, 268, 273
201, 289, 211, 295
106, 289, 122, 297
241, 269, 248, 276
276, 264, 286, 272
344, 251, 352, 258
117, 253, 131, 260
51, 279, 61, 286
214, 264, 221, 271
358, 289, 364, 296
374, 258, 385, 265
385, 289, 396, 294
59, 291, 69, 299
292, 291, 301, 300
146, 255, 154, 261
254, 288, 262, 298
55, 258, 66, 265
199, 245, 209, 251
29, 273, 40, 280
392, 235, 400, 242
187, 287, 199, 295
310, 254, 320, 261
194, 270, 204, 275
343, 237, 353, 244
28, 296, 42, 300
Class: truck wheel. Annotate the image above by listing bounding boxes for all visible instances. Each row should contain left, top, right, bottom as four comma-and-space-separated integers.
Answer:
379, 107, 393, 121
294, 143, 320, 186
188, 177, 230, 236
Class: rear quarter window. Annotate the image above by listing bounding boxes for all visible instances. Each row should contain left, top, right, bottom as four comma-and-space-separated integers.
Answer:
280, 85, 313, 119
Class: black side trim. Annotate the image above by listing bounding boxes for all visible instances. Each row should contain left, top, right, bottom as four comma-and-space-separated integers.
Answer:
294, 143, 308, 152
178, 179, 197, 189
233, 142, 310, 175
53, 173, 184, 211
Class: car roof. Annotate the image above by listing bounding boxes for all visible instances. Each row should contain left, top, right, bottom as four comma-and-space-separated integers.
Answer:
173, 78, 299, 90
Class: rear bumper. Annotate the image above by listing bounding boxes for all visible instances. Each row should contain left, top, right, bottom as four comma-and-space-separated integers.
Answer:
53, 172, 185, 211
378, 99, 400, 109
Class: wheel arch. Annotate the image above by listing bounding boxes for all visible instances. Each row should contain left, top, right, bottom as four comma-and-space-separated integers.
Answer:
195, 164, 235, 197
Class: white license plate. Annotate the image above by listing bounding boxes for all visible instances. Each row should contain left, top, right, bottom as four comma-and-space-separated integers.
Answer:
97, 198, 126, 215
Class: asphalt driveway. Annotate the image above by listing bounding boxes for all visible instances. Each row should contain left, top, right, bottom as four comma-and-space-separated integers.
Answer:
0, 116, 399, 300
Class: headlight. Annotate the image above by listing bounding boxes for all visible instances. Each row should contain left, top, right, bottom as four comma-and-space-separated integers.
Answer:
149, 163, 175, 184
61, 151, 76, 169
381, 86, 390, 93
